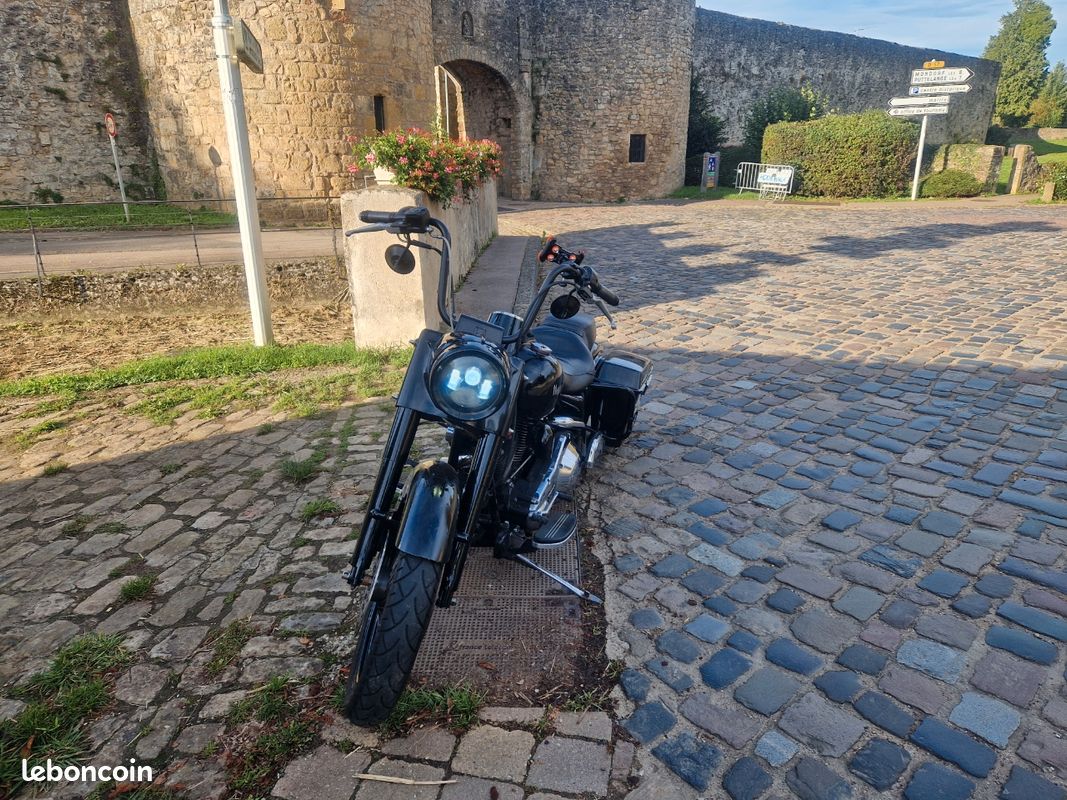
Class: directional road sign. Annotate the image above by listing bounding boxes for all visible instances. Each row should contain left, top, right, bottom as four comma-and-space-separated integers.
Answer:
890, 95, 950, 107
910, 84, 970, 95
888, 105, 949, 116
911, 67, 974, 85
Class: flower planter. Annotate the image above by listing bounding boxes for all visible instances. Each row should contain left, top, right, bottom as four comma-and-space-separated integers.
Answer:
373, 166, 396, 185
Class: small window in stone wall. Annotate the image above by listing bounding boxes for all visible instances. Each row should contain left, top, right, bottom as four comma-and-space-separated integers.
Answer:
461, 11, 474, 38
628, 134, 647, 163
374, 96, 386, 133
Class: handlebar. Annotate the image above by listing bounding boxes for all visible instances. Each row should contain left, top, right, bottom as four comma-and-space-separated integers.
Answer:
356, 206, 431, 234
583, 267, 619, 306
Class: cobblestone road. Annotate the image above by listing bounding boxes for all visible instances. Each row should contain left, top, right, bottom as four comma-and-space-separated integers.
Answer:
513, 200, 1066, 800
0, 198, 1065, 800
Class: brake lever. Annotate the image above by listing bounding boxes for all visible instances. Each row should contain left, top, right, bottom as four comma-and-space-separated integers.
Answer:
343, 223, 389, 237
593, 297, 617, 330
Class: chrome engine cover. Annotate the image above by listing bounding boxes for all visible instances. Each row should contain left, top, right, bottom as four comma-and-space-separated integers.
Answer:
528, 432, 582, 523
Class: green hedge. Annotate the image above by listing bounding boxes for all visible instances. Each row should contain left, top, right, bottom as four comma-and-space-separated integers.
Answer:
1044, 162, 1067, 199
761, 111, 919, 198
920, 169, 983, 198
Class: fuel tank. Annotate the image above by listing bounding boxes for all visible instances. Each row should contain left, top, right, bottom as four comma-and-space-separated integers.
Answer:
517, 343, 564, 419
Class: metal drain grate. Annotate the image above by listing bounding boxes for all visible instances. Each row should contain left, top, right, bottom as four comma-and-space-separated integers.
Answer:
412, 540, 584, 690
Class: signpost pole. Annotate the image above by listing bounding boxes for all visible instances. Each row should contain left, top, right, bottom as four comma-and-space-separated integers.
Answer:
212, 0, 273, 346
700, 152, 709, 193
106, 124, 130, 223
910, 113, 929, 201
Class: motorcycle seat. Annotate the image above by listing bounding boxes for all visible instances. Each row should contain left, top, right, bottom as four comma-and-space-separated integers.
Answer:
540, 313, 597, 348
531, 325, 596, 393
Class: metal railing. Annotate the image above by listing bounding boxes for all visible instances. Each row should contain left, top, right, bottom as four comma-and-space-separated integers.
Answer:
0, 196, 344, 295
735, 162, 796, 200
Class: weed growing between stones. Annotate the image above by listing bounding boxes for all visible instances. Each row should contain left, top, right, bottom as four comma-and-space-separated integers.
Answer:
119, 575, 156, 604
220, 674, 333, 796
61, 514, 94, 536
377, 685, 487, 737
0, 634, 132, 796
13, 418, 68, 448
203, 620, 258, 678
41, 461, 68, 476
300, 498, 342, 521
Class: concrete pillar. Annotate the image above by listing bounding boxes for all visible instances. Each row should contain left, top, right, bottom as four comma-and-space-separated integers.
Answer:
341, 181, 498, 347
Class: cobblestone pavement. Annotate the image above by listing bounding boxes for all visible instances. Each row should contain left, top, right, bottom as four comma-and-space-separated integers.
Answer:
0, 199, 1065, 800
505, 200, 1066, 800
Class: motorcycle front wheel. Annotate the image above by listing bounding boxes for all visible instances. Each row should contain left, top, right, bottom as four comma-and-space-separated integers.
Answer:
343, 551, 443, 726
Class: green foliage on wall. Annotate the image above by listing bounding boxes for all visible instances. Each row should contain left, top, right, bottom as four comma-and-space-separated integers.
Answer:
742, 86, 830, 157
761, 111, 919, 198
1044, 161, 1067, 198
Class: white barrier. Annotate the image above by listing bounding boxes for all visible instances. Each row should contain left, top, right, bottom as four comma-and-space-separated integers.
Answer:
735, 162, 796, 200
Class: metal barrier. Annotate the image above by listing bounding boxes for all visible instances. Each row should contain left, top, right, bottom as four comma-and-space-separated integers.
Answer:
0, 196, 344, 294
735, 162, 796, 200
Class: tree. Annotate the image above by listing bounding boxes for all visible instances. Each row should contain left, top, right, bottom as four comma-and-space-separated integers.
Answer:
983, 0, 1057, 126
743, 85, 830, 158
1030, 61, 1067, 127
687, 76, 724, 157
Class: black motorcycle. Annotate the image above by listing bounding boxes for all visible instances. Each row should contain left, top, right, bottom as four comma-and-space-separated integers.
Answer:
340, 206, 651, 725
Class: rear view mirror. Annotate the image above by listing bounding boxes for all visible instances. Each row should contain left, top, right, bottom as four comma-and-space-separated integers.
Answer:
550, 294, 580, 319
385, 244, 415, 274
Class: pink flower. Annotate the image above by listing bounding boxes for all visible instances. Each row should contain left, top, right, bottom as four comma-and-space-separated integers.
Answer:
445, 165, 456, 173
399, 156, 409, 164
397, 135, 407, 144
364, 152, 376, 163
347, 163, 360, 173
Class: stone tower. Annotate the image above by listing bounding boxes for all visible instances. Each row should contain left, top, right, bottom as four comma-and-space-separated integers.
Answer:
528, 0, 694, 201
125, 0, 437, 215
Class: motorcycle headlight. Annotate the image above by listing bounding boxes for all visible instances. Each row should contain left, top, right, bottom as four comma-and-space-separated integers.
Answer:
428, 346, 508, 421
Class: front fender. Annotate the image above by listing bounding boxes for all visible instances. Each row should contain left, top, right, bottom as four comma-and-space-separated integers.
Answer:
396, 460, 460, 563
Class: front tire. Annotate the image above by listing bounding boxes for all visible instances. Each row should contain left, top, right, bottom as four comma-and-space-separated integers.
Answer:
344, 552, 443, 726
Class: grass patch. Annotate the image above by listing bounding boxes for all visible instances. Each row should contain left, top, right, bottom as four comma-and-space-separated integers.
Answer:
204, 620, 257, 677
13, 418, 67, 448
61, 515, 93, 536
0, 343, 409, 400
41, 461, 68, 476
1, 634, 131, 796
561, 687, 612, 713
997, 157, 1015, 194
226, 676, 298, 724
119, 575, 155, 603
159, 462, 183, 476
0, 202, 236, 232
380, 685, 486, 736
300, 498, 342, 521
669, 186, 759, 200
95, 521, 127, 535
230, 720, 315, 792
1033, 137, 1067, 165
1, 344, 410, 430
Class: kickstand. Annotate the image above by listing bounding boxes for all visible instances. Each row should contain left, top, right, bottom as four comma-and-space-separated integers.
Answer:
512, 553, 603, 604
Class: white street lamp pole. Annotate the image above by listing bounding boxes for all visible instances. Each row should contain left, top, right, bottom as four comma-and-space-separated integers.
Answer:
212, 0, 273, 346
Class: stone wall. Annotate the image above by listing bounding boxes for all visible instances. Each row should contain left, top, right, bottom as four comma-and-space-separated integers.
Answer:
928, 144, 1004, 193
693, 9, 1000, 147
0, 257, 344, 314
0, 0, 152, 203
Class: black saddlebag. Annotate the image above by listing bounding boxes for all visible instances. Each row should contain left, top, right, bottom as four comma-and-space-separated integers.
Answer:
587, 352, 653, 446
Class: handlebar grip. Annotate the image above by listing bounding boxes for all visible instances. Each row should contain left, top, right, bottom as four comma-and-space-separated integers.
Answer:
595, 284, 620, 307
358, 206, 431, 232
358, 210, 401, 224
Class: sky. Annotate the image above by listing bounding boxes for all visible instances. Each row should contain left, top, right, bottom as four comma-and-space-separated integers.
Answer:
697, 0, 1067, 67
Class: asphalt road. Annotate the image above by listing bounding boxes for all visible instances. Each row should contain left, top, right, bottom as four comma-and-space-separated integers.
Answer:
0, 227, 343, 279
